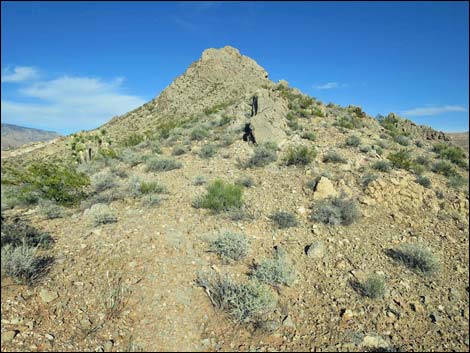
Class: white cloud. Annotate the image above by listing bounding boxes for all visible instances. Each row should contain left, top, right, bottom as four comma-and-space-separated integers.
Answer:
2, 75, 146, 133
313, 82, 347, 90
1, 66, 39, 83
402, 105, 468, 116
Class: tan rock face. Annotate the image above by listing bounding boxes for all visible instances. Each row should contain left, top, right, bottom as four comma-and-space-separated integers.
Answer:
313, 177, 338, 200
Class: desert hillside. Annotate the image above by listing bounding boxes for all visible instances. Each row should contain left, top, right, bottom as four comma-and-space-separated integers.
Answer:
1, 46, 469, 352
448, 132, 469, 152
1, 123, 61, 150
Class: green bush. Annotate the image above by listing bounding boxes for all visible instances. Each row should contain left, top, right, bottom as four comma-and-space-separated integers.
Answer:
196, 271, 277, 322
146, 157, 182, 172
190, 127, 209, 141
118, 149, 143, 167
335, 115, 364, 129
38, 200, 65, 219
284, 146, 316, 166
415, 175, 431, 188
356, 274, 385, 299
387, 149, 413, 170
447, 174, 468, 190
323, 151, 346, 164
91, 171, 117, 193
432, 160, 457, 177
346, 135, 361, 147
218, 114, 233, 126
235, 176, 255, 188
2, 161, 89, 206
87, 204, 118, 226
361, 174, 378, 188
121, 133, 144, 147
372, 161, 391, 172
251, 251, 296, 287
388, 243, 439, 275
210, 231, 249, 262
194, 180, 243, 213
311, 196, 360, 225
245, 144, 277, 168
199, 144, 217, 159
172, 145, 187, 156
269, 211, 298, 229
1, 244, 52, 285
415, 155, 430, 167
1, 219, 53, 249
394, 135, 410, 146
301, 132, 316, 141
193, 175, 207, 186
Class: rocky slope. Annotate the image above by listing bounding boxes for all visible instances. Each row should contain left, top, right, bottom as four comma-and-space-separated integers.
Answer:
1, 46, 469, 352
1, 124, 61, 151
448, 132, 469, 152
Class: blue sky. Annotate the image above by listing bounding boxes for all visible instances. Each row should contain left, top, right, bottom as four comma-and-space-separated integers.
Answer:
1, 1, 468, 134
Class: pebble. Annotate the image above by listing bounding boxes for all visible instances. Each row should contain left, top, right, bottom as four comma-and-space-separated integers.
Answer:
306, 241, 325, 259
45, 333, 54, 341
282, 315, 295, 328
104, 340, 114, 352
39, 289, 59, 304
1, 330, 18, 342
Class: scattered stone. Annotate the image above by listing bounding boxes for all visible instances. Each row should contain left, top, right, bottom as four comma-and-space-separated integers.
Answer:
259, 320, 280, 332
39, 289, 59, 304
313, 177, 338, 200
306, 241, 325, 259
45, 333, 54, 341
104, 340, 114, 352
341, 309, 354, 321
80, 318, 92, 330
1, 330, 18, 343
362, 335, 390, 350
282, 315, 295, 328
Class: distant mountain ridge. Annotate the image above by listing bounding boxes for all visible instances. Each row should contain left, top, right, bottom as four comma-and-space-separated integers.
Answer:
447, 131, 469, 152
1, 123, 61, 150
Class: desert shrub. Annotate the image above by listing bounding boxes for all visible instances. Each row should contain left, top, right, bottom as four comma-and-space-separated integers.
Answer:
121, 133, 144, 147
245, 144, 277, 168
235, 176, 255, 188
199, 144, 217, 159
1, 185, 23, 211
287, 118, 301, 131
119, 149, 143, 167
388, 243, 439, 275
109, 164, 128, 179
196, 271, 277, 323
1, 244, 52, 284
91, 171, 117, 193
361, 174, 378, 188
141, 194, 162, 207
387, 149, 413, 170
128, 177, 166, 197
355, 274, 385, 299
394, 135, 410, 146
415, 140, 424, 148
193, 176, 207, 186
209, 231, 249, 262
335, 115, 363, 129
311, 196, 360, 225
360, 146, 371, 153
87, 203, 118, 226
346, 135, 361, 147
372, 161, 391, 172
194, 180, 243, 213
376, 139, 390, 149
301, 132, 316, 141
146, 157, 182, 172
251, 251, 296, 287
323, 151, 346, 164
38, 200, 65, 219
218, 114, 233, 126
447, 174, 468, 190
284, 146, 316, 166
172, 145, 187, 156
415, 155, 430, 167
439, 146, 467, 167
1, 219, 53, 249
100, 269, 130, 320
432, 160, 457, 177
190, 127, 209, 141
150, 140, 162, 154
415, 175, 431, 188
218, 134, 235, 147
2, 161, 89, 206
306, 179, 318, 191
269, 211, 298, 229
